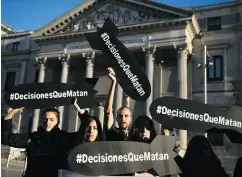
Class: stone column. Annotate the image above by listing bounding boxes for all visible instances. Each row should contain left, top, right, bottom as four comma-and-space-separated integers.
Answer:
142, 45, 156, 118
175, 45, 189, 157
114, 84, 123, 128
94, 105, 104, 130
123, 95, 130, 107
154, 63, 164, 134
58, 54, 71, 130
83, 52, 95, 78
82, 52, 95, 113
73, 52, 95, 131
31, 57, 47, 132
19, 59, 27, 85
17, 59, 27, 133
114, 84, 123, 113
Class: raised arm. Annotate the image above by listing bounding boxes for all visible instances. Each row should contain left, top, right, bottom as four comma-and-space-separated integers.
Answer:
106, 67, 116, 130
74, 98, 86, 115
73, 98, 91, 124
1, 108, 29, 148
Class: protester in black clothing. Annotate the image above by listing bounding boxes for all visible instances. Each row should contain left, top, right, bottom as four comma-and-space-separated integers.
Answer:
106, 106, 133, 141
174, 135, 229, 177
105, 68, 132, 141
77, 116, 104, 143
128, 116, 158, 176
61, 101, 105, 177
233, 157, 242, 177
129, 116, 157, 144
74, 99, 104, 144
1, 107, 79, 177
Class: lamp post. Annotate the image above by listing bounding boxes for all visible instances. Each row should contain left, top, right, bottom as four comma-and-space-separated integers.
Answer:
195, 33, 213, 138
204, 45, 208, 138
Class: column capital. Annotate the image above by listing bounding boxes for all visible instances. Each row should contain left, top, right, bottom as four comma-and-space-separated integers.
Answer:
142, 45, 156, 54
173, 44, 190, 55
58, 53, 71, 63
83, 52, 95, 78
82, 51, 95, 62
36, 56, 47, 65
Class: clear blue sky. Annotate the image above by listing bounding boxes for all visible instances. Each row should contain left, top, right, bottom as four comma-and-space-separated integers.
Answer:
2, 0, 235, 31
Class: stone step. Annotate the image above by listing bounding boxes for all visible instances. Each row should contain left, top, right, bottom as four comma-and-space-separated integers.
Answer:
1, 145, 10, 159
1, 158, 25, 168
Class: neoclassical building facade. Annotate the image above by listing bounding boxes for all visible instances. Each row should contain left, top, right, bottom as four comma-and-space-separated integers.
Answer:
1, 0, 242, 174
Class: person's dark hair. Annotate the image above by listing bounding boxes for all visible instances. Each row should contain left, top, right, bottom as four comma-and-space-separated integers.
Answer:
43, 108, 60, 125
183, 135, 221, 165
117, 106, 132, 117
77, 116, 104, 145
178, 135, 229, 177
128, 116, 157, 143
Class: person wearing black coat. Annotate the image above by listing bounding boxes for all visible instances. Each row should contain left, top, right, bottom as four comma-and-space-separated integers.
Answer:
128, 116, 158, 176
1, 107, 80, 177
60, 102, 105, 177
174, 135, 229, 177
73, 98, 105, 145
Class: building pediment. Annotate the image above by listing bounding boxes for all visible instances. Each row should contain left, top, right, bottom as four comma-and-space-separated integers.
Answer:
1, 22, 17, 34
61, 3, 161, 33
32, 0, 193, 37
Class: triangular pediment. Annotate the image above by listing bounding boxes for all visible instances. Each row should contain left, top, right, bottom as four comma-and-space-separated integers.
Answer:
32, 0, 192, 37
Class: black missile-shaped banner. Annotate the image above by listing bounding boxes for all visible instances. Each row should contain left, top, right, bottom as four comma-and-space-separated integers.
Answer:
219, 133, 242, 157
4, 78, 100, 109
73, 78, 100, 109
150, 96, 242, 134
206, 127, 242, 144
85, 17, 151, 102
68, 135, 181, 176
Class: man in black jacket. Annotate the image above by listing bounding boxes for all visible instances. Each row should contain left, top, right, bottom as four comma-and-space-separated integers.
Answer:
105, 68, 132, 142
2, 107, 79, 177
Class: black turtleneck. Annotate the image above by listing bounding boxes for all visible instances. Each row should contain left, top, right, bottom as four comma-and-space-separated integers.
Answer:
106, 127, 130, 141
1, 118, 78, 177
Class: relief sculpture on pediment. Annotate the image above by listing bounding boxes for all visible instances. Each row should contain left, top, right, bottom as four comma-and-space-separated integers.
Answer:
59, 4, 159, 33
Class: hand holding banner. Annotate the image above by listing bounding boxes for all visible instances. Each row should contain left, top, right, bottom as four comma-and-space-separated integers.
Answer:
150, 96, 242, 133
68, 135, 181, 176
4, 78, 100, 109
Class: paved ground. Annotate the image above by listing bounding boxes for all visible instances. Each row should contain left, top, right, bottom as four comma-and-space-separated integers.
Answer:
1, 159, 24, 177
1, 166, 23, 177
